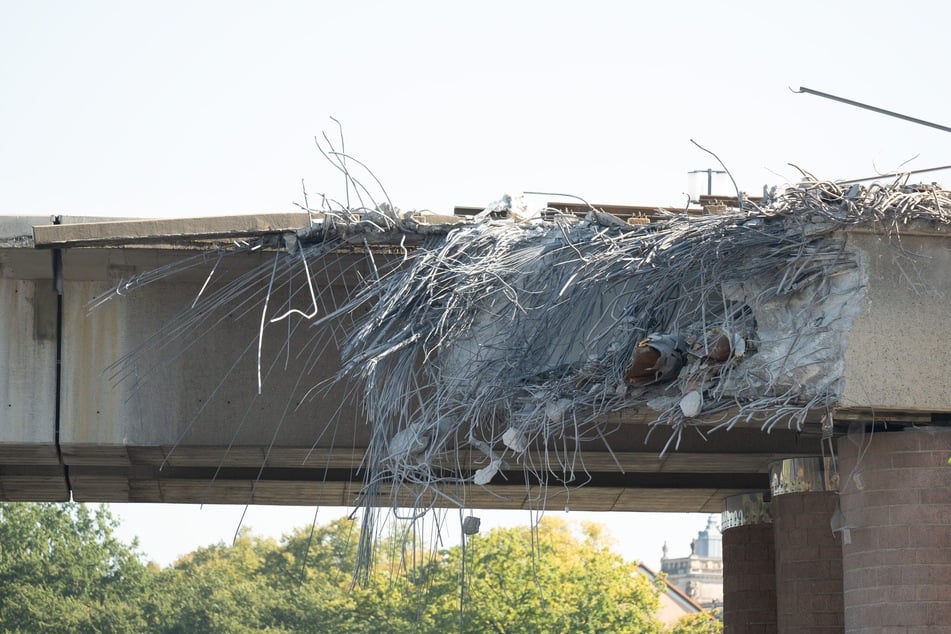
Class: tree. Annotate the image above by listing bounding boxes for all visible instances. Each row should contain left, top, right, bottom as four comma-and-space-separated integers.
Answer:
414, 517, 666, 633
153, 518, 367, 633
150, 514, 667, 633
0, 505, 674, 633
0, 502, 152, 633
669, 611, 723, 634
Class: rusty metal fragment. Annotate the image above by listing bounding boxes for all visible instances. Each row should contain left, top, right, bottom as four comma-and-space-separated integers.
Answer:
625, 334, 688, 386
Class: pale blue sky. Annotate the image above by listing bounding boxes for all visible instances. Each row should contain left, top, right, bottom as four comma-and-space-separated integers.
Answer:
4, 1, 949, 218
3, 0, 949, 567
108, 503, 715, 570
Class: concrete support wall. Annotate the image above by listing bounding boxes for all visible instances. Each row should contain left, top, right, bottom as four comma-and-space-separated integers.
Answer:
772, 491, 844, 633
838, 428, 951, 632
723, 524, 777, 633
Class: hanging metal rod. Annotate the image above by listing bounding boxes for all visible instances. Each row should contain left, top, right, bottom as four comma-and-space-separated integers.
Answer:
794, 86, 951, 134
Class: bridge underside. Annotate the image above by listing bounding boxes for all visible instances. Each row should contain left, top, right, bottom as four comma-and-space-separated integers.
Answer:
0, 427, 822, 513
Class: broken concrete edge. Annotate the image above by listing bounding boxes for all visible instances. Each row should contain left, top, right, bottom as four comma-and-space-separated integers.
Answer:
0, 216, 60, 248
30, 212, 468, 249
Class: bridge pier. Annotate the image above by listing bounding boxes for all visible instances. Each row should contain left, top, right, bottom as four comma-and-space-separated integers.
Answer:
722, 459, 846, 633
770, 459, 844, 633
722, 493, 777, 633
838, 427, 951, 632
723, 432, 951, 633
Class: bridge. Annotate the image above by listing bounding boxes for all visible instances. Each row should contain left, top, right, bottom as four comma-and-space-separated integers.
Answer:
2, 190, 951, 630
0, 212, 815, 510
2, 207, 948, 509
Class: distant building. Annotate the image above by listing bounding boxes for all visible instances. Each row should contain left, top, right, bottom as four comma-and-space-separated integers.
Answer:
636, 563, 706, 628
660, 516, 723, 610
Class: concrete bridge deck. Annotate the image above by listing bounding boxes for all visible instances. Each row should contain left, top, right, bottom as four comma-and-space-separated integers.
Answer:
1, 213, 949, 512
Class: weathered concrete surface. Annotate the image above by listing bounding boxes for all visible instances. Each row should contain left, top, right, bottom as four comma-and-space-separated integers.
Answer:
0, 279, 58, 446
60, 274, 366, 455
0, 220, 65, 500
840, 230, 951, 415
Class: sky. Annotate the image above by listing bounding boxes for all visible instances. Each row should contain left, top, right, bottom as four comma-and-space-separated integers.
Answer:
108, 503, 715, 570
3, 1, 950, 569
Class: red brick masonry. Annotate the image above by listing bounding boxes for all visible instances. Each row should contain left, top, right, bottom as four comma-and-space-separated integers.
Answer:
723, 523, 778, 633
772, 491, 844, 633
838, 428, 951, 632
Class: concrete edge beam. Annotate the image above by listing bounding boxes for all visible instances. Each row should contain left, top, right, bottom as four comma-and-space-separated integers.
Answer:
33, 212, 313, 248
32, 212, 468, 249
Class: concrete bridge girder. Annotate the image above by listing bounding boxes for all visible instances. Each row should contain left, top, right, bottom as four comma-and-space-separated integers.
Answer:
1, 215, 949, 510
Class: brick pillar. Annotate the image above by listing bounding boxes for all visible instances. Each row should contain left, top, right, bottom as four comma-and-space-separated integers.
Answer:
837, 427, 951, 632
769, 457, 844, 633
722, 493, 777, 633
771, 491, 844, 632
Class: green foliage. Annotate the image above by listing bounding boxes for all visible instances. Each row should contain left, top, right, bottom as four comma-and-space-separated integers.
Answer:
669, 611, 723, 634
426, 518, 665, 633
0, 502, 151, 633
0, 503, 695, 633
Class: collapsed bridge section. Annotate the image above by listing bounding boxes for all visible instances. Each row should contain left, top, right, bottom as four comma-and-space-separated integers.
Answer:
2, 179, 950, 512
